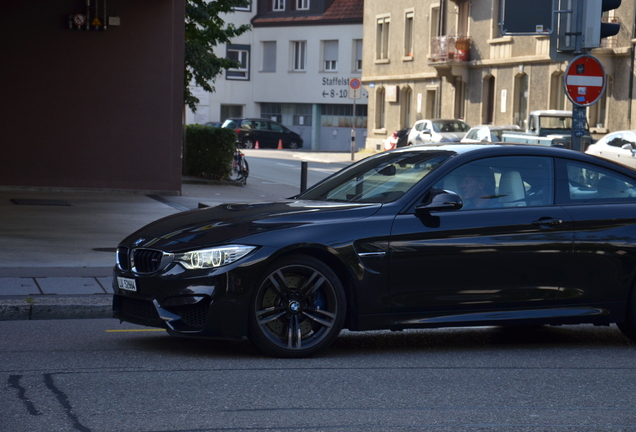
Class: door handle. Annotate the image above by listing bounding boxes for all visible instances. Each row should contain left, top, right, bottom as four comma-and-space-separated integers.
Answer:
531, 218, 563, 228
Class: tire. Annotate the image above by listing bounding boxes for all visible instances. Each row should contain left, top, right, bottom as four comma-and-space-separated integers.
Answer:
243, 139, 254, 149
249, 255, 346, 358
617, 287, 636, 341
232, 157, 248, 184
290, 141, 299, 149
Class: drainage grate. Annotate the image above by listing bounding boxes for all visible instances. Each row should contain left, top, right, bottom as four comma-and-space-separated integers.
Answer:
11, 199, 71, 206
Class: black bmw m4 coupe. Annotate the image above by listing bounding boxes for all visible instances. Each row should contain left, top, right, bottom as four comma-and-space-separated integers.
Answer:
113, 143, 636, 357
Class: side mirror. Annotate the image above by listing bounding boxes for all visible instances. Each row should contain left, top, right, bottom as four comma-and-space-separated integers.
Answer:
422, 128, 431, 135
378, 165, 396, 176
621, 143, 636, 152
416, 189, 463, 215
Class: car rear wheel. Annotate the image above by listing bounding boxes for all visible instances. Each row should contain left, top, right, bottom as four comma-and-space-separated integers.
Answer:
617, 287, 636, 341
249, 255, 346, 358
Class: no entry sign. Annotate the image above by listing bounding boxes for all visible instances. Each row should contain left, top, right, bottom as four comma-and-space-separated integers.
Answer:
564, 55, 606, 107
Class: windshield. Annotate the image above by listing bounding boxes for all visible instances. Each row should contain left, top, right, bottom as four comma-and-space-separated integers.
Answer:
539, 116, 572, 130
297, 150, 453, 203
432, 120, 470, 133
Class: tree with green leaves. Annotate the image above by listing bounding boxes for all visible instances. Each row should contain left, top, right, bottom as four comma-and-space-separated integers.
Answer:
185, 0, 251, 112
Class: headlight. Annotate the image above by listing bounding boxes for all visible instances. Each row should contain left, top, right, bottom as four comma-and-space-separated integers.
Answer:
175, 245, 256, 270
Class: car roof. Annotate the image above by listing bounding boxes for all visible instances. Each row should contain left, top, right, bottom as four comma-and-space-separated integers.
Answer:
228, 118, 278, 122
529, 110, 572, 117
395, 142, 601, 161
468, 124, 520, 130
604, 130, 636, 135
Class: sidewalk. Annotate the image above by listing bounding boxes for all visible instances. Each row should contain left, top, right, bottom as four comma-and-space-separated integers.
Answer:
0, 150, 369, 321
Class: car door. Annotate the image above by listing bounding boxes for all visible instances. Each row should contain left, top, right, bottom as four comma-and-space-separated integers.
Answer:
555, 157, 636, 308
420, 121, 434, 143
410, 121, 425, 144
388, 155, 574, 324
269, 121, 286, 147
614, 132, 636, 169
255, 120, 275, 147
597, 133, 624, 164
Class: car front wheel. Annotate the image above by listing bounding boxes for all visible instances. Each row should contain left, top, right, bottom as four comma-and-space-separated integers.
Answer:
249, 255, 346, 358
243, 139, 254, 149
289, 141, 299, 149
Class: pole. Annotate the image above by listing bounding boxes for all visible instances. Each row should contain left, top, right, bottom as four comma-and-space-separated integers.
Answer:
351, 98, 356, 161
300, 161, 308, 193
571, 105, 586, 152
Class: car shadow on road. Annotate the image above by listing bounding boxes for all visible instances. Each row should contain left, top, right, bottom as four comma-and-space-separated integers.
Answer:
330, 324, 635, 354
113, 324, 635, 359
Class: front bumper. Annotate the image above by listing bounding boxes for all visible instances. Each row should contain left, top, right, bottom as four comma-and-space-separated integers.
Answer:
112, 259, 259, 339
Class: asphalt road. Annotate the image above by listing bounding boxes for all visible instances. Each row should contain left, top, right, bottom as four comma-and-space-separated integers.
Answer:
2, 318, 636, 432
242, 149, 349, 193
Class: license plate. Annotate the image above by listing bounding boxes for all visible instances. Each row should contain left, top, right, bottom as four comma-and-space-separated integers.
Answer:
117, 277, 137, 292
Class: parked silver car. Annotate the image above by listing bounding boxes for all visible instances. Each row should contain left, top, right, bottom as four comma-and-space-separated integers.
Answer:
407, 119, 470, 145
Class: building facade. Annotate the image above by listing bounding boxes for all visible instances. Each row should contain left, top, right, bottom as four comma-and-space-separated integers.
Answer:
362, 0, 635, 151
187, 0, 369, 151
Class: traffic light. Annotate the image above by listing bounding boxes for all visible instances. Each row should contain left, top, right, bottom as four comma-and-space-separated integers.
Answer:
582, 0, 621, 49
600, 0, 621, 38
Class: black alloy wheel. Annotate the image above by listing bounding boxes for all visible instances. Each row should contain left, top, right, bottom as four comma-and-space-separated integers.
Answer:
249, 255, 346, 358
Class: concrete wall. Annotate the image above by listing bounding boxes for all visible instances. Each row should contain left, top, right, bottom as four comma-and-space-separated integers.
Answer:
1, 0, 185, 193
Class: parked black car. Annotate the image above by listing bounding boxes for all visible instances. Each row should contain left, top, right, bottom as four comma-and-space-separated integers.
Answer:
396, 127, 411, 148
113, 143, 636, 357
222, 118, 303, 149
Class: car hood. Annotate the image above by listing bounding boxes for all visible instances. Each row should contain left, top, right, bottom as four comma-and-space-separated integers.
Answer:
121, 200, 381, 252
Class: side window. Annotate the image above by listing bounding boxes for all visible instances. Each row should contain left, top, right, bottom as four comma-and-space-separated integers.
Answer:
270, 122, 284, 132
558, 160, 636, 203
607, 137, 623, 147
433, 156, 554, 210
465, 129, 478, 140
477, 129, 489, 141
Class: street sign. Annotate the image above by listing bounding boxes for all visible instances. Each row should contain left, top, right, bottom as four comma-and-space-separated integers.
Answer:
564, 55, 606, 106
501, 0, 553, 35
349, 78, 362, 100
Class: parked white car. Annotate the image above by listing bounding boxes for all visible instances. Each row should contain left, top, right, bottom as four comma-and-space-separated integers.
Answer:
461, 124, 521, 143
586, 130, 636, 170
407, 119, 470, 145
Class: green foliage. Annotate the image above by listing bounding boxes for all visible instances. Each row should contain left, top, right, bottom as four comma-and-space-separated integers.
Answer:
185, 0, 251, 111
185, 125, 237, 180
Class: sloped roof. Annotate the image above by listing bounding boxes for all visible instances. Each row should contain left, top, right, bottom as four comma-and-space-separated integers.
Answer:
252, 0, 363, 26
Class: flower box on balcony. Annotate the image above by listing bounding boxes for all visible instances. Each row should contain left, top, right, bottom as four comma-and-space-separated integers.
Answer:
455, 38, 471, 61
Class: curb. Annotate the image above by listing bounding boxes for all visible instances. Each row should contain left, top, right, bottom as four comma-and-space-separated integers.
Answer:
0, 295, 113, 321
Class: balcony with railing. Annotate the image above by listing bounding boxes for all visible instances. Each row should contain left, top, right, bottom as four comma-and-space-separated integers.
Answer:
429, 35, 471, 80
429, 36, 471, 62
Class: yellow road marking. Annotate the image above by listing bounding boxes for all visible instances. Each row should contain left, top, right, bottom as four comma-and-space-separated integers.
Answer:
106, 329, 166, 333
